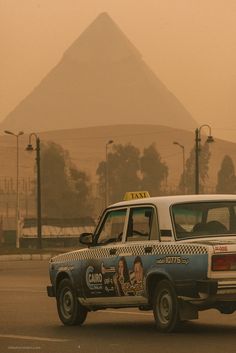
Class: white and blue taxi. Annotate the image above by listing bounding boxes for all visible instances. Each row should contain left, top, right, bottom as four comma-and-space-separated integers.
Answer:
47, 193, 236, 332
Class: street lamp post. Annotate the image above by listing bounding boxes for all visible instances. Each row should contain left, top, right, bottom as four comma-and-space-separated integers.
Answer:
173, 141, 186, 194
4, 130, 24, 248
195, 125, 214, 194
105, 140, 114, 207
26, 133, 42, 249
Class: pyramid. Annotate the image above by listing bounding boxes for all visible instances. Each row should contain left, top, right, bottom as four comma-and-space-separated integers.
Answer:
0, 12, 197, 132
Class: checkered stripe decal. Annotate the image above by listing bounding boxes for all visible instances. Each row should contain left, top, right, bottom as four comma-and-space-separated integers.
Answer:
117, 244, 207, 256
152, 244, 207, 255
52, 243, 208, 263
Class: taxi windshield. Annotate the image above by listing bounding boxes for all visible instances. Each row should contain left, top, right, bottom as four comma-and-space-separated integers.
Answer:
172, 201, 236, 239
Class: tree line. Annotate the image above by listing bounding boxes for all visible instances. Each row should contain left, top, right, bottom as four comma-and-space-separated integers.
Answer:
38, 141, 236, 219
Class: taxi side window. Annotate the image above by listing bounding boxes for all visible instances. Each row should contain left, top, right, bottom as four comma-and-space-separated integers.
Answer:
96, 209, 127, 245
126, 207, 153, 242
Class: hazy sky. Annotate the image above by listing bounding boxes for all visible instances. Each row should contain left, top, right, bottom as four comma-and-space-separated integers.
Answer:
1, 0, 236, 141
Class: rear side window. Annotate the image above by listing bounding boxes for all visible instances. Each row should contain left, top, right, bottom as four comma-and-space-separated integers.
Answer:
126, 207, 153, 242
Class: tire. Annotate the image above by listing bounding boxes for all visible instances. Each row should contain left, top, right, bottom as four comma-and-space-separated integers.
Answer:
153, 279, 180, 333
56, 278, 87, 326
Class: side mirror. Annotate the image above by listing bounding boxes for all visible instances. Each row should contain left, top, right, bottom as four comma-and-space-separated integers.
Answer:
79, 232, 93, 246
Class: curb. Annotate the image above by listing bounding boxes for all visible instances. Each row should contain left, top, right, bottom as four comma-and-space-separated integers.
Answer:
0, 254, 53, 261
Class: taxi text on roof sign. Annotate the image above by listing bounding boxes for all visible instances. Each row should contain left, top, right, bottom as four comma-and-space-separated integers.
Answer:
123, 191, 150, 201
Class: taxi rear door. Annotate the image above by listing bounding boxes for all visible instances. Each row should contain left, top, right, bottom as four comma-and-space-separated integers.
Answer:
113, 205, 158, 300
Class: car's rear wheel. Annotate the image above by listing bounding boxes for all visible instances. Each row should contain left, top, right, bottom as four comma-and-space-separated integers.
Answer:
56, 278, 87, 326
153, 279, 180, 333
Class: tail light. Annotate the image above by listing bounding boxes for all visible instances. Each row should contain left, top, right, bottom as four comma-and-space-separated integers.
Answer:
212, 254, 236, 271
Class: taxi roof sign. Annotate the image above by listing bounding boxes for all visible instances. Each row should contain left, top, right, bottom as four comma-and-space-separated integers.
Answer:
123, 191, 150, 201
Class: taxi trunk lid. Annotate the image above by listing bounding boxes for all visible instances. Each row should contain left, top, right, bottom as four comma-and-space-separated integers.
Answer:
194, 238, 236, 296
204, 238, 236, 281
190, 237, 236, 280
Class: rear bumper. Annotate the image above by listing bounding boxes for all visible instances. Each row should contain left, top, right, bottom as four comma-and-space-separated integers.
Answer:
175, 279, 236, 301
216, 280, 236, 295
175, 279, 217, 299
47, 285, 55, 297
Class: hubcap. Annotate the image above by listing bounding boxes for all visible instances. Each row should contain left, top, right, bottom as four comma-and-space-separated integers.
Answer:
60, 288, 74, 319
158, 290, 172, 325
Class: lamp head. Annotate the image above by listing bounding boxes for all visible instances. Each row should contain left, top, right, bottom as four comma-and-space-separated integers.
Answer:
173, 141, 184, 148
207, 135, 214, 143
4, 130, 14, 136
26, 144, 34, 152
4, 130, 24, 137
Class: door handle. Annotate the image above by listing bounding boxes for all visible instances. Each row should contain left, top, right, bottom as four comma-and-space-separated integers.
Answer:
109, 248, 117, 255
144, 246, 152, 254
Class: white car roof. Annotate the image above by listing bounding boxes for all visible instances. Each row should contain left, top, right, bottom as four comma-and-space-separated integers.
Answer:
109, 194, 236, 231
109, 194, 236, 209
